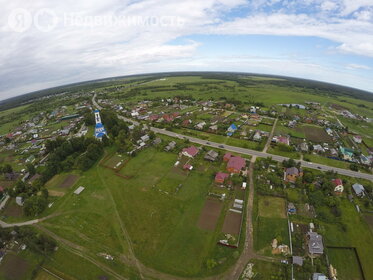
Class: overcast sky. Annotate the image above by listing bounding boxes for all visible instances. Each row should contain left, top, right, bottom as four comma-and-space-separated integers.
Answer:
1, 0, 373, 100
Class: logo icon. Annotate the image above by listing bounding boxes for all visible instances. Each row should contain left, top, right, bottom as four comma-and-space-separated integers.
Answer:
8, 8, 33, 32
34, 8, 58, 32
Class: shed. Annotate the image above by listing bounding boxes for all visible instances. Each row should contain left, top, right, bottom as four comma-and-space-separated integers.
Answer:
74, 186, 85, 195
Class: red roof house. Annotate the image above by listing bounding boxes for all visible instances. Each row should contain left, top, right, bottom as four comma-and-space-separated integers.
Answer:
227, 156, 246, 174
332, 178, 343, 187
215, 172, 229, 184
183, 164, 193, 170
223, 152, 232, 162
149, 115, 159, 121
181, 146, 199, 158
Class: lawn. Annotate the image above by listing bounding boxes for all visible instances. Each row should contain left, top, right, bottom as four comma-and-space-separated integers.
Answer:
327, 247, 364, 280
254, 216, 289, 254
258, 195, 286, 218
268, 146, 301, 159
322, 200, 373, 279
240, 259, 288, 280
303, 154, 351, 169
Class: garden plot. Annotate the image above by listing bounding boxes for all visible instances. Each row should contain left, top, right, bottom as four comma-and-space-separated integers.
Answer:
0, 253, 30, 280
197, 199, 223, 231
222, 211, 242, 236
103, 154, 126, 170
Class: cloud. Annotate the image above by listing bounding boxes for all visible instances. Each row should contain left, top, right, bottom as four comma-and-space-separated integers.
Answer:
0, 0, 373, 100
209, 12, 373, 57
345, 63, 371, 70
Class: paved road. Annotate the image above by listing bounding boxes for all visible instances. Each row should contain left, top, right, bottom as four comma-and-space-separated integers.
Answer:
150, 127, 373, 181
92, 94, 373, 181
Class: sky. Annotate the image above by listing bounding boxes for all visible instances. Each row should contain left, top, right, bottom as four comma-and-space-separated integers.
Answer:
1, 0, 373, 100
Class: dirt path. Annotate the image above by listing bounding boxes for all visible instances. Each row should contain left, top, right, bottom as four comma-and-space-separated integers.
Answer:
96, 164, 145, 279
35, 225, 128, 280
263, 118, 278, 153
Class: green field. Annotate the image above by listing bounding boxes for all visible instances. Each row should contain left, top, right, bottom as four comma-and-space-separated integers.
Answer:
327, 248, 364, 280
258, 196, 286, 218
323, 200, 373, 279
38, 147, 240, 277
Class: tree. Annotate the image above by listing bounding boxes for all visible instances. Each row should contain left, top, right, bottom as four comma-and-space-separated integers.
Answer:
349, 163, 359, 171
23, 196, 48, 216
2, 164, 13, 174
26, 163, 36, 176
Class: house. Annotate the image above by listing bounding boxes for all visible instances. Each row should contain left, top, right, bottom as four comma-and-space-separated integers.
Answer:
195, 122, 206, 130
215, 172, 229, 184
223, 153, 232, 162
299, 142, 309, 152
284, 167, 303, 183
340, 147, 354, 161
16, 196, 24, 206
183, 164, 193, 171
352, 183, 365, 197
164, 141, 176, 151
253, 131, 262, 141
182, 119, 192, 126
360, 154, 371, 165
352, 135, 362, 144
153, 138, 162, 145
181, 146, 199, 158
288, 203, 296, 214
307, 231, 324, 255
140, 135, 150, 142
312, 273, 328, 280
292, 256, 303, 266
209, 124, 218, 132
227, 156, 246, 173
313, 144, 325, 153
204, 150, 219, 161
330, 148, 338, 157
227, 124, 238, 136
332, 178, 344, 195
277, 136, 290, 146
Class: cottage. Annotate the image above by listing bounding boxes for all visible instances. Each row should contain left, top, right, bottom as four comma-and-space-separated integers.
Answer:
215, 172, 229, 184
299, 142, 309, 152
181, 146, 199, 158
288, 202, 296, 214
313, 144, 325, 153
227, 156, 246, 174
140, 135, 150, 142
312, 273, 328, 280
307, 231, 324, 255
204, 150, 219, 161
227, 124, 238, 136
352, 135, 362, 144
183, 164, 193, 171
164, 141, 176, 151
209, 124, 218, 132
153, 138, 162, 145
195, 122, 206, 130
284, 167, 303, 183
253, 131, 262, 141
292, 256, 303, 266
352, 183, 365, 197
340, 147, 354, 161
223, 152, 232, 162
332, 178, 344, 195
16, 196, 24, 206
